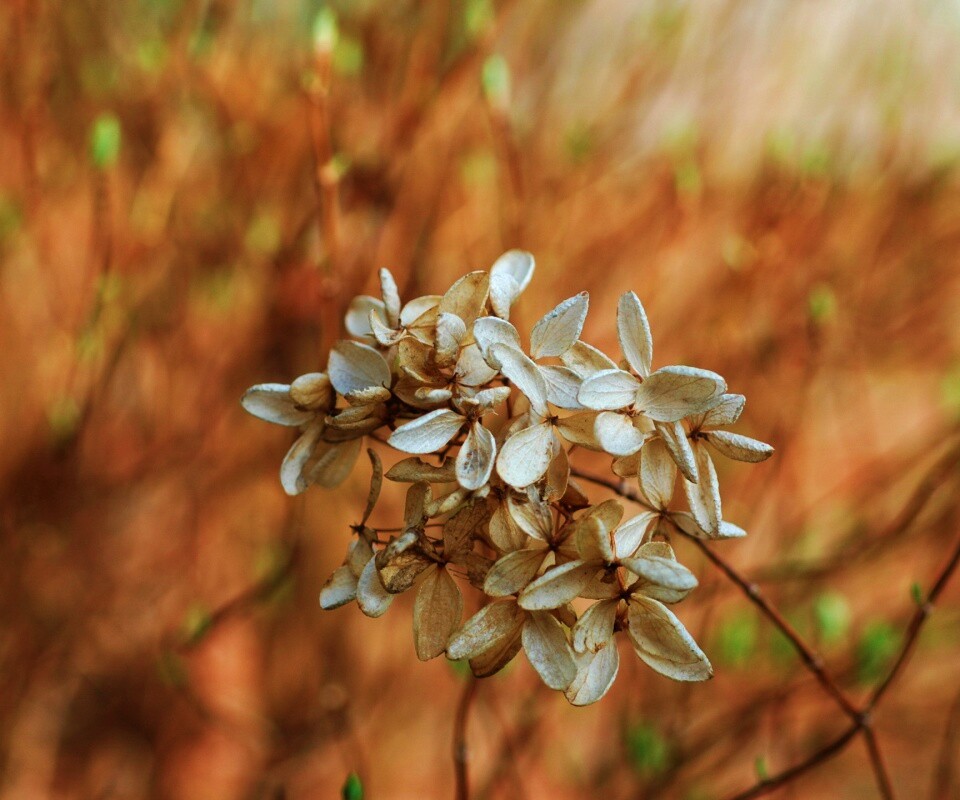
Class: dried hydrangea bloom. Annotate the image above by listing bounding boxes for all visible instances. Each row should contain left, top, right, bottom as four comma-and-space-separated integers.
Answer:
241, 251, 773, 705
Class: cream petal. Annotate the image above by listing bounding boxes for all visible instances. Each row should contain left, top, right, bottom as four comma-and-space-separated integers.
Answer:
627, 597, 713, 681
560, 340, 617, 379
290, 373, 334, 410
683, 443, 721, 535
357, 557, 393, 618
634, 366, 726, 423
414, 566, 464, 661
490, 249, 535, 294
617, 291, 653, 378
575, 514, 615, 564
345, 295, 386, 338
540, 365, 583, 409
446, 599, 525, 660
328, 340, 391, 395
555, 410, 604, 450
484, 548, 548, 597
622, 553, 697, 593
578, 369, 642, 411
507, 494, 553, 541
522, 611, 577, 690
280, 422, 323, 495
473, 316, 521, 365
319, 565, 357, 610
518, 560, 598, 611
639, 437, 677, 509
490, 344, 548, 417
439, 271, 490, 327
379, 267, 401, 325
496, 421, 554, 488
455, 422, 496, 490
489, 503, 530, 553
530, 292, 589, 359
614, 511, 657, 559
242, 384, 313, 426
400, 294, 442, 327
489, 272, 519, 319
388, 409, 464, 454
655, 420, 699, 484
455, 343, 499, 387
669, 511, 747, 541
704, 430, 774, 463
565, 642, 620, 706
700, 392, 746, 428
595, 411, 648, 456
572, 598, 618, 653
435, 311, 467, 365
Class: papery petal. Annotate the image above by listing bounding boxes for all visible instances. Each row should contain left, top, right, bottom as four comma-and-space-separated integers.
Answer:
683, 443, 721, 535
473, 385, 512, 409
518, 560, 598, 610
669, 512, 747, 541
388, 409, 464, 454
575, 514, 615, 564
328, 340, 391, 395
507, 494, 553, 541
490, 249, 535, 294
565, 642, 620, 706
614, 511, 657, 559
400, 294, 442, 327
280, 422, 323, 495
379, 268, 401, 325
522, 611, 577, 690
414, 566, 463, 660
656, 420, 699, 484
345, 295, 387, 338
700, 393, 746, 428
242, 384, 313, 426
572, 599, 618, 653
489, 502, 530, 553
639, 437, 677, 509
634, 366, 725, 423
309, 438, 363, 488
540, 365, 583, 409
555, 410, 604, 450
376, 531, 432, 593
447, 599, 525, 660
561, 340, 617, 378
496, 422, 555, 488
490, 344, 548, 417
530, 292, 589, 359
627, 597, 713, 681
616, 291, 652, 376
473, 317, 522, 366
455, 343, 499, 387
435, 312, 467, 365
623, 553, 697, 593
544, 438, 569, 502
439, 271, 490, 327
357, 557, 393, 617
319, 565, 357, 610
456, 422, 496, 491
578, 369, 642, 411
595, 411, 648, 457
442, 497, 491, 556
386, 457, 457, 484
704, 430, 774, 463
484, 548, 548, 597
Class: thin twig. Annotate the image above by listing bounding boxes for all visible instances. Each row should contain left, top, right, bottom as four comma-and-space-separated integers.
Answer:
862, 727, 896, 800
453, 675, 479, 800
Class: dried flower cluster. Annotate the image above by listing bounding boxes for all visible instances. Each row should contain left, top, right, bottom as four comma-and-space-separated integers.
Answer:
242, 252, 772, 705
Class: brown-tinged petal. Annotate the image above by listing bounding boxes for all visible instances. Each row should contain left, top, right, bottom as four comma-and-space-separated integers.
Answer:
473, 316, 522, 365
343, 385, 392, 407
436, 311, 467, 366
496, 421, 555, 488
683, 443, 721, 535
360, 448, 383, 525
507, 493, 553, 542
561, 340, 617, 378
469, 628, 523, 677
400, 294, 442, 328
490, 344, 549, 417
518, 560, 598, 610
578, 369, 642, 411
614, 511, 657, 559
555, 410, 604, 450
290, 373, 334, 410
309, 437, 363, 488
670, 512, 746, 541
489, 502, 529, 553
386, 457, 457, 484
639, 437, 677, 509
357, 557, 393, 617
484, 548, 548, 597
530, 292, 589, 359
439, 271, 490, 327
572, 598, 618, 653
379, 267, 401, 325
575, 514, 615, 564
595, 411, 648, 456
655, 420, 698, 484
376, 532, 432, 593
699, 392, 746, 428
346, 537, 374, 577
522, 611, 577, 690
455, 422, 496, 491
403, 481, 432, 531
612, 451, 642, 479
319, 565, 357, 610
704, 430, 774, 463
328, 340, 391, 394
447, 599, 525, 660
617, 291, 654, 378
581, 499, 625, 539
622, 552, 697, 593
443, 497, 491, 557
413, 565, 463, 660
242, 384, 314, 426
565, 642, 620, 706
634, 366, 726, 423
540, 365, 583, 409
388, 409, 464, 454
626, 597, 713, 681
544, 437, 570, 502
280, 421, 324, 495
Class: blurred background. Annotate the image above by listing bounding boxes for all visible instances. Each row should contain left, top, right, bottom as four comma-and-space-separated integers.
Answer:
3, 0, 960, 797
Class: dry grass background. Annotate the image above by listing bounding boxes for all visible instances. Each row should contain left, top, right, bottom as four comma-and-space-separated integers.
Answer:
3, 0, 960, 798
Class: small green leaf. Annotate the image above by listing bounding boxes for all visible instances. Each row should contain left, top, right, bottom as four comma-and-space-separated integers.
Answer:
715, 612, 758, 668
313, 7, 338, 54
182, 604, 213, 645
341, 771, 363, 800
813, 591, 851, 644
89, 113, 122, 170
333, 37, 364, 76
754, 755, 769, 781
856, 620, 900, 684
624, 721, 670, 776
807, 283, 836, 325
465, 0, 494, 38
910, 582, 924, 606
482, 55, 510, 109
448, 658, 473, 679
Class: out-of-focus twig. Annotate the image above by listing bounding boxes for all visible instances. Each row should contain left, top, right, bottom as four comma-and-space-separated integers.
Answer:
453, 675, 479, 800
